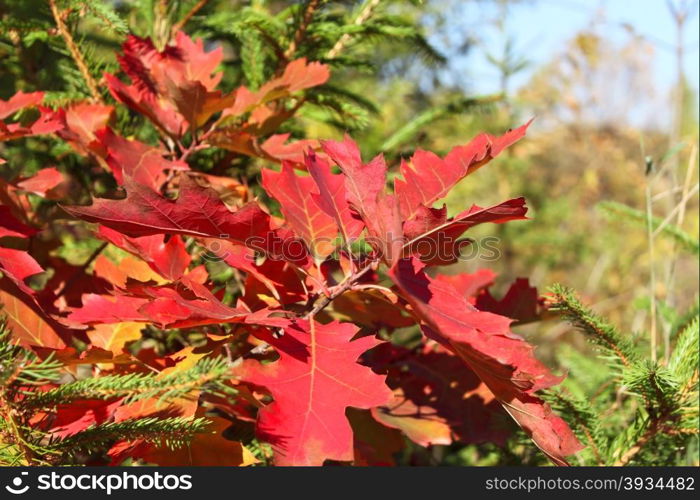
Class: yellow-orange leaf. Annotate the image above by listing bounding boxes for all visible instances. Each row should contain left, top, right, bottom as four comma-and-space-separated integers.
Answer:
93, 254, 167, 287
87, 322, 143, 354
0, 289, 66, 349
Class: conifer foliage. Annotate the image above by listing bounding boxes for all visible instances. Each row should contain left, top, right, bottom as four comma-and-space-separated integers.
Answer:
546, 280, 698, 465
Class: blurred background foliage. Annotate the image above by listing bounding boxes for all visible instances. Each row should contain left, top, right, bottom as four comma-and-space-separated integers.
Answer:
1, 0, 698, 465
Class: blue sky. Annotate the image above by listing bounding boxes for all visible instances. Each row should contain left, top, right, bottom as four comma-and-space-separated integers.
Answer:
433, 0, 699, 123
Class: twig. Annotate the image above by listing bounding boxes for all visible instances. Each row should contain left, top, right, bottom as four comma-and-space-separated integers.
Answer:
614, 424, 658, 466
238, 261, 375, 362
48, 0, 102, 103
0, 384, 36, 465
644, 157, 658, 362
674, 144, 697, 232
651, 182, 699, 239
327, 0, 381, 59
614, 406, 676, 466
172, 0, 209, 36
303, 261, 374, 318
663, 144, 697, 360
285, 0, 321, 59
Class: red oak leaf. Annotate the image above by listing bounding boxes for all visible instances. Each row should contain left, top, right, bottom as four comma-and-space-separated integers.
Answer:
0, 91, 44, 119
321, 135, 385, 223
306, 150, 364, 243
1, 105, 63, 142
239, 320, 392, 465
366, 343, 510, 447
322, 136, 403, 264
389, 257, 582, 465
109, 406, 257, 466
347, 408, 405, 466
107, 32, 225, 136
16, 167, 66, 199
115, 423, 257, 466
220, 58, 329, 121
270, 57, 330, 93
97, 226, 191, 281
434, 269, 497, 300
207, 58, 329, 159
65, 273, 291, 330
261, 134, 321, 165
106, 73, 186, 137
0, 205, 43, 294
0, 91, 63, 142
93, 254, 165, 288
395, 121, 531, 219
38, 257, 111, 309
331, 288, 414, 330
262, 162, 338, 257
403, 197, 529, 265
0, 286, 67, 349
436, 271, 544, 324
213, 241, 306, 305
0, 247, 43, 295
94, 128, 189, 190
56, 103, 114, 156
62, 174, 271, 243
475, 278, 543, 325
87, 322, 143, 355
0, 205, 36, 238
242, 260, 309, 309
49, 399, 123, 439
65, 294, 150, 326
210, 132, 319, 166
156, 31, 224, 92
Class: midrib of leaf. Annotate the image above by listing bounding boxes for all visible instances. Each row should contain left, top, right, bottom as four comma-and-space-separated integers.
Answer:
3, 296, 51, 347
402, 202, 520, 250
295, 319, 318, 463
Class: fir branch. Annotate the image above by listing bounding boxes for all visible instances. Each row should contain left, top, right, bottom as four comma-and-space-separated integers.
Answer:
380, 93, 502, 152
53, 417, 209, 454
1, 404, 36, 465
71, 0, 128, 34
239, 30, 266, 89
0, 320, 233, 465
48, 0, 103, 103
0, 320, 62, 387
669, 318, 699, 398
327, 0, 381, 59
308, 84, 380, 114
611, 339, 696, 465
597, 200, 699, 255
547, 284, 638, 366
613, 418, 662, 466
546, 390, 604, 464
623, 361, 677, 418
671, 300, 699, 338
22, 357, 233, 409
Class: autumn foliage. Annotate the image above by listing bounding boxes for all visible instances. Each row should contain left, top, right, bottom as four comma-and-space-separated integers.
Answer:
0, 31, 583, 466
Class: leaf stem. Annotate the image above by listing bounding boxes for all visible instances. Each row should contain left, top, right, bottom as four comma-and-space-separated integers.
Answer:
303, 261, 374, 319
